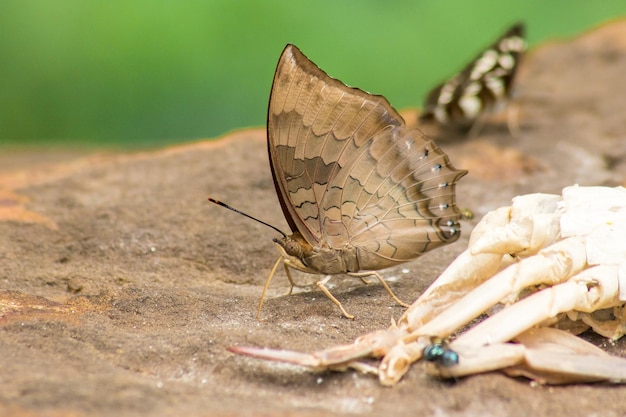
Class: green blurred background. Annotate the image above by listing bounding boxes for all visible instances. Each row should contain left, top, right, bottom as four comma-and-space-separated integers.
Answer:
0, 0, 624, 149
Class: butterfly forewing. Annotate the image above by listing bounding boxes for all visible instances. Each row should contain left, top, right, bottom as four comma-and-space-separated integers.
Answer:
269, 45, 402, 245
268, 45, 466, 272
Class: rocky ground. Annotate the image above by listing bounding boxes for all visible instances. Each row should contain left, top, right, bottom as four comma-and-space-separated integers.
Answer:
1, 19, 626, 417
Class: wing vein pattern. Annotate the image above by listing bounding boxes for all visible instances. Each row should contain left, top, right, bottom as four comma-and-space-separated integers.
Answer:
268, 45, 466, 270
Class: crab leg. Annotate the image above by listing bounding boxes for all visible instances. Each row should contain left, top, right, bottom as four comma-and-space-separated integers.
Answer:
397, 251, 503, 329
378, 237, 588, 384
399, 193, 562, 330
416, 236, 587, 338
449, 265, 621, 348
430, 327, 626, 383
426, 265, 625, 381
507, 327, 626, 384
572, 306, 626, 340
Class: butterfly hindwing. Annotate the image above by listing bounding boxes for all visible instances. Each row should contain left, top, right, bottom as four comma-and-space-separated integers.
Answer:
342, 128, 466, 268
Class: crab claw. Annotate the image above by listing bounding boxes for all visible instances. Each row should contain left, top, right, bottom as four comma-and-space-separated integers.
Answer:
228, 345, 332, 369
228, 326, 410, 371
228, 342, 379, 370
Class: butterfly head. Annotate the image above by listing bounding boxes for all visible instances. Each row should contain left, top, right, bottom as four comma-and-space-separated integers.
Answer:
272, 232, 314, 272
273, 231, 362, 275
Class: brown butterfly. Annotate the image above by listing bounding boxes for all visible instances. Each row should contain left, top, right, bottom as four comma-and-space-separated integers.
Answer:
420, 23, 526, 133
212, 44, 466, 319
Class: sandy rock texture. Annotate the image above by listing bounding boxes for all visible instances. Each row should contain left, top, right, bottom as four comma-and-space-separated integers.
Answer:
1, 19, 626, 417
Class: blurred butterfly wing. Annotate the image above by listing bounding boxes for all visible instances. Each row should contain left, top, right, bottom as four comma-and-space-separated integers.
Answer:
491, 23, 526, 97
268, 44, 404, 246
421, 22, 526, 125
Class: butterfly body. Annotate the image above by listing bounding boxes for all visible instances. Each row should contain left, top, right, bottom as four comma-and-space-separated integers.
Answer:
260, 45, 466, 318
274, 232, 359, 275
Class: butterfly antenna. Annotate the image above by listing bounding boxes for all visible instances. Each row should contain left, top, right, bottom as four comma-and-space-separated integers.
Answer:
208, 198, 287, 238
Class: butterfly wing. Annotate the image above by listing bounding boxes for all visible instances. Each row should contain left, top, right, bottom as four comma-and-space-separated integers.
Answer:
421, 23, 526, 126
329, 125, 466, 270
268, 44, 466, 270
268, 44, 405, 246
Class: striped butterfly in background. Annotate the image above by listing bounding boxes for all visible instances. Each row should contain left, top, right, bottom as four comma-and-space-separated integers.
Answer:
257, 44, 466, 319
419, 23, 526, 134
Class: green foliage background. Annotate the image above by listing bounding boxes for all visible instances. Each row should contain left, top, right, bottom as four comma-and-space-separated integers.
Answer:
0, 1, 624, 148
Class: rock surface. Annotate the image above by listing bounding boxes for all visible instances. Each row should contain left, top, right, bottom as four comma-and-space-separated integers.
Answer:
1, 19, 626, 417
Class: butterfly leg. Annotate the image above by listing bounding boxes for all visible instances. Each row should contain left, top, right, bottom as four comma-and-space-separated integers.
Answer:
349, 271, 410, 309
282, 262, 296, 296
355, 275, 370, 285
316, 276, 355, 319
257, 257, 284, 320
316, 272, 409, 319
282, 261, 322, 296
